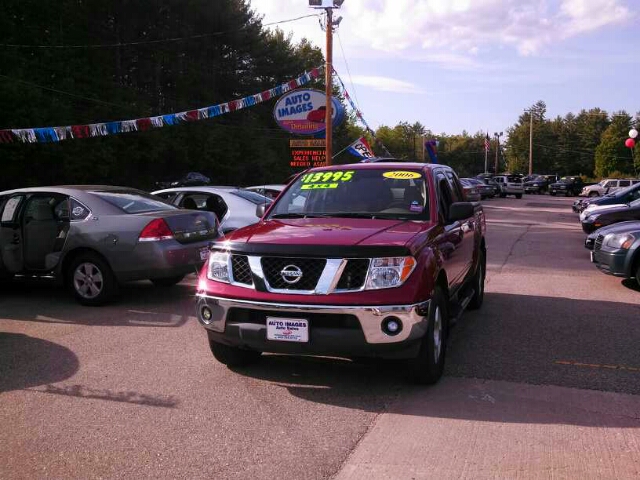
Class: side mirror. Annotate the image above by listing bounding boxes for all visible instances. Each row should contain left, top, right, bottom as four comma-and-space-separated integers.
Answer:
448, 202, 475, 222
256, 203, 267, 218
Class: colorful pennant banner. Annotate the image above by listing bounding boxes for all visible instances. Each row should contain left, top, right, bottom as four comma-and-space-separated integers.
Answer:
0, 67, 324, 144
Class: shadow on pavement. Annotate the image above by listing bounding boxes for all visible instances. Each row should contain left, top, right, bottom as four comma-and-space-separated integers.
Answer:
28, 384, 179, 408
0, 333, 79, 392
227, 291, 640, 426
0, 278, 197, 328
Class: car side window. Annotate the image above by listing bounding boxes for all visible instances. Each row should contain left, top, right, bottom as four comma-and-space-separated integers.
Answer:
183, 193, 230, 222
1, 196, 25, 223
155, 192, 179, 203
436, 173, 453, 222
445, 171, 463, 203
619, 180, 630, 187
68, 198, 91, 221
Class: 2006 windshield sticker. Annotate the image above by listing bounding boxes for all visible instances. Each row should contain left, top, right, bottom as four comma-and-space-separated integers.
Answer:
300, 170, 354, 190
383, 171, 421, 180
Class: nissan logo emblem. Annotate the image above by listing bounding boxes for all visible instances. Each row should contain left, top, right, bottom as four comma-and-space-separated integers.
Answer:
280, 264, 303, 284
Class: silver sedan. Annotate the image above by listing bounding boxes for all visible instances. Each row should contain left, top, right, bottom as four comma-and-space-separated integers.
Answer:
152, 187, 272, 234
0, 186, 219, 305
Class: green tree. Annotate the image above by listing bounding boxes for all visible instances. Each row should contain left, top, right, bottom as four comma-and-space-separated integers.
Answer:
595, 112, 634, 177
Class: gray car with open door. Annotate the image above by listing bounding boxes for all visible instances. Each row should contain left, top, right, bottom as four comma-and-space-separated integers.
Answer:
0, 186, 219, 305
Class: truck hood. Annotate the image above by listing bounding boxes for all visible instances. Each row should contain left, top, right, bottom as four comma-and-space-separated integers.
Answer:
586, 203, 630, 216
222, 217, 432, 248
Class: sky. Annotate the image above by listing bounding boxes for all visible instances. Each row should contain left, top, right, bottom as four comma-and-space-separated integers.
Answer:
250, 0, 638, 137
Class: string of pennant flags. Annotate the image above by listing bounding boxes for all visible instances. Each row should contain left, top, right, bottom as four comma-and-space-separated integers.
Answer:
0, 66, 324, 144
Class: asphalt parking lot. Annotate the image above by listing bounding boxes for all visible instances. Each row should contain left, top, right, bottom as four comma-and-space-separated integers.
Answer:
1, 195, 639, 479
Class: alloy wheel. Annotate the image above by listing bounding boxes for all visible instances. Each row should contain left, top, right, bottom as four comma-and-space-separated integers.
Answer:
73, 262, 104, 299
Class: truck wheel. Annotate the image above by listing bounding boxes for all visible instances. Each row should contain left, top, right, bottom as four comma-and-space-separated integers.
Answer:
516, 194, 523, 199
589, 192, 599, 197
499, 193, 506, 198
635, 259, 640, 287
151, 275, 185, 287
468, 250, 486, 310
407, 287, 447, 385
67, 253, 118, 306
209, 339, 261, 367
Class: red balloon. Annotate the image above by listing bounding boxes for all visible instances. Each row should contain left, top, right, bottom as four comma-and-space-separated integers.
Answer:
625, 138, 636, 148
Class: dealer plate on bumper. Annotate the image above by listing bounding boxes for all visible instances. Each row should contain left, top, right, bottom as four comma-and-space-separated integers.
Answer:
267, 317, 309, 343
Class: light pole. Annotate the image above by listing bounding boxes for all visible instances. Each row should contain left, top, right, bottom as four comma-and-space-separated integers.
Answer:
309, 0, 344, 166
494, 132, 503, 174
524, 109, 539, 175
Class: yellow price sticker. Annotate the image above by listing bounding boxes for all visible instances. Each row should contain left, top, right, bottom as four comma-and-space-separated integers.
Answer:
383, 171, 422, 180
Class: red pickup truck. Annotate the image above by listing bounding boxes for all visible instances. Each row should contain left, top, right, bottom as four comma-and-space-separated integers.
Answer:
196, 162, 486, 384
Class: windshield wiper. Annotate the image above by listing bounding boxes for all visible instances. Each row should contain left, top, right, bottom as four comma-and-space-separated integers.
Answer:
270, 213, 321, 219
319, 212, 376, 219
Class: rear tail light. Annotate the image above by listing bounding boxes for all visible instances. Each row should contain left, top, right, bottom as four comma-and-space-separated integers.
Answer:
139, 218, 174, 242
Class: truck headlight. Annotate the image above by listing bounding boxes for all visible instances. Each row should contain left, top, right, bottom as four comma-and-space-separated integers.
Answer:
207, 251, 231, 282
365, 256, 416, 290
603, 233, 634, 250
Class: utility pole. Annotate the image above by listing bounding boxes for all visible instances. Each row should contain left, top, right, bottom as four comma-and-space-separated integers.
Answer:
529, 111, 533, 175
324, 7, 334, 166
494, 132, 503, 174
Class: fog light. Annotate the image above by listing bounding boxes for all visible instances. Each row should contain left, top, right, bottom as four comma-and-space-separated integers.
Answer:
201, 306, 213, 323
382, 317, 403, 336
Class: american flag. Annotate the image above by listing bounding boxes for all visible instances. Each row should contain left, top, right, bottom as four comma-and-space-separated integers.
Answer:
484, 134, 490, 152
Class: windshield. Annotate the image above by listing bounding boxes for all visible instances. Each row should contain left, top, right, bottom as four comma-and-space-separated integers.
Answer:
93, 190, 177, 214
269, 168, 430, 220
231, 189, 272, 205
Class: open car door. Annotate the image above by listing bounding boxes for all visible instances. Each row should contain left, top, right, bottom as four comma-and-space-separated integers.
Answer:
0, 195, 26, 274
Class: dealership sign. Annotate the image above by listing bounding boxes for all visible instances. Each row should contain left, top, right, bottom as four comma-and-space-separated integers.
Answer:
274, 89, 344, 136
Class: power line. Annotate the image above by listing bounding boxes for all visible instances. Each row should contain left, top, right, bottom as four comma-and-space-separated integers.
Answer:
0, 74, 137, 111
0, 14, 320, 49
335, 31, 360, 111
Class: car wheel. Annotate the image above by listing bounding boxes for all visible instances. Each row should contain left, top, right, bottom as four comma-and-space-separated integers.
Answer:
151, 275, 185, 287
589, 192, 599, 197
634, 257, 640, 287
67, 253, 118, 306
209, 339, 261, 367
516, 194, 523, 199
468, 250, 485, 310
407, 287, 447, 385
499, 193, 506, 198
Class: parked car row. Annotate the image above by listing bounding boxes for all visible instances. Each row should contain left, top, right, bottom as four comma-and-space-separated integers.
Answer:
577, 182, 640, 288
0, 183, 276, 305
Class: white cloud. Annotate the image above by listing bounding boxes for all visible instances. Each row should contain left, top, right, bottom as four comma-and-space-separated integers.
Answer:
250, 0, 633, 65
348, 75, 424, 94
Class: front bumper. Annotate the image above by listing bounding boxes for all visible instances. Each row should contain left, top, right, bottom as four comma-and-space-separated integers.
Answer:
196, 294, 431, 359
592, 249, 628, 277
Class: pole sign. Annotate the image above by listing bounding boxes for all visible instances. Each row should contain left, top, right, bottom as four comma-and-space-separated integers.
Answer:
274, 89, 344, 136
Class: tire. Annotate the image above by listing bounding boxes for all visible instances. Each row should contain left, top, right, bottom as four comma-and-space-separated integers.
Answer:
499, 193, 506, 198
550, 192, 556, 196
209, 339, 261, 367
634, 258, 640, 287
589, 192, 599, 197
515, 194, 523, 199
468, 250, 486, 310
67, 253, 118, 306
151, 275, 185, 287
407, 287, 448, 385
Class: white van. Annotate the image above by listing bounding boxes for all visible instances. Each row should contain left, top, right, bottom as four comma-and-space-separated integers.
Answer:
493, 175, 524, 198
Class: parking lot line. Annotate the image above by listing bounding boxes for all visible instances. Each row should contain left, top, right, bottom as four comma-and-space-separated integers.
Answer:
555, 360, 640, 373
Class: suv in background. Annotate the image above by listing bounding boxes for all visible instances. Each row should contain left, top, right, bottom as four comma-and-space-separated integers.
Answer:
549, 176, 584, 196
493, 175, 524, 198
581, 179, 639, 197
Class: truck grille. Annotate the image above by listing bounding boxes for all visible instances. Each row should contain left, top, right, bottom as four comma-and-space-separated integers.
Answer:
231, 255, 252, 285
336, 259, 370, 290
594, 234, 604, 252
226, 308, 361, 330
261, 257, 327, 291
